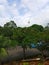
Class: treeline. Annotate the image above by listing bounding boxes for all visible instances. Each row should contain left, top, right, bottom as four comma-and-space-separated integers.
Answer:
0, 21, 49, 58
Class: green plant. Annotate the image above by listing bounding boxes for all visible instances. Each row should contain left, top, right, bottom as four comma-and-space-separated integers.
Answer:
38, 63, 43, 65
23, 62, 29, 65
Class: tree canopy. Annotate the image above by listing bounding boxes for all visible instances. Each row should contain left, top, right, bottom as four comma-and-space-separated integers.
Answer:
0, 21, 49, 59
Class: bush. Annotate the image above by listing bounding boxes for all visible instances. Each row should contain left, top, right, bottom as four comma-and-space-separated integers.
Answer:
0, 48, 7, 57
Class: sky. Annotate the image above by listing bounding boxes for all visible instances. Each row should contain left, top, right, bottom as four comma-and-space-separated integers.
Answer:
0, 0, 49, 27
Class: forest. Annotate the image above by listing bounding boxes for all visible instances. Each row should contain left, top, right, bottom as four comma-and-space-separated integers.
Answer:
0, 21, 49, 60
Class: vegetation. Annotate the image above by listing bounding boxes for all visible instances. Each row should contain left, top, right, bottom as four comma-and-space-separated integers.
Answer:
38, 63, 43, 65
23, 62, 29, 65
0, 21, 49, 59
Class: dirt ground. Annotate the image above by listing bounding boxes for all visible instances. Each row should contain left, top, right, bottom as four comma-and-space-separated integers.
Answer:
3, 60, 49, 65
44, 60, 49, 65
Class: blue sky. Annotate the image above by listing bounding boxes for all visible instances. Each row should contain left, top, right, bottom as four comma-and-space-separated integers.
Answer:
0, 0, 49, 27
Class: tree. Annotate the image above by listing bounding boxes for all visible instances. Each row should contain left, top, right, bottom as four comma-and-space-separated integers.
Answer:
4, 20, 17, 28
45, 23, 49, 30
0, 26, 3, 35
30, 24, 44, 32
1, 22, 49, 60
0, 35, 12, 56
2, 27, 13, 39
12, 27, 40, 59
12, 27, 29, 59
0, 35, 12, 64
36, 29, 49, 60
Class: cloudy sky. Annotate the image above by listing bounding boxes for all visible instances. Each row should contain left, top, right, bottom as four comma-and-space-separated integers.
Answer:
0, 0, 49, 27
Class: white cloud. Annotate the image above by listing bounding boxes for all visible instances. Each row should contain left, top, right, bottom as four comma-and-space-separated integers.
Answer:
20, 0, 49, 27
21, 0, 49, 11
0, 0, 49, 27
0, 0, 20, 26
0, 0, 7, 3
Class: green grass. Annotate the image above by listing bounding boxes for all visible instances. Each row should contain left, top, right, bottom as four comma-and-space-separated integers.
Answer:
23, 62, 29, 65
38, 63, 43, 65
23, 62, 43, 65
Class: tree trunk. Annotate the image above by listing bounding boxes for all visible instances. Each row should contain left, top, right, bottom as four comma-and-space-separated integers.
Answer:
23, 48, 26, 59
0, 57, 1, 65
0, 48, 2, 65
0, 53, 1, 65
5, 48, 9, 56
40, 51, 45, 62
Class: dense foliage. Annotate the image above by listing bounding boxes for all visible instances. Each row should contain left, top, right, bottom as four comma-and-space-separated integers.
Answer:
0, 21, 49, 59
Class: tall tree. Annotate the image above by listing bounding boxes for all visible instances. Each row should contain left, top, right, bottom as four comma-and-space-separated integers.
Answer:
4, 20, 17, 28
